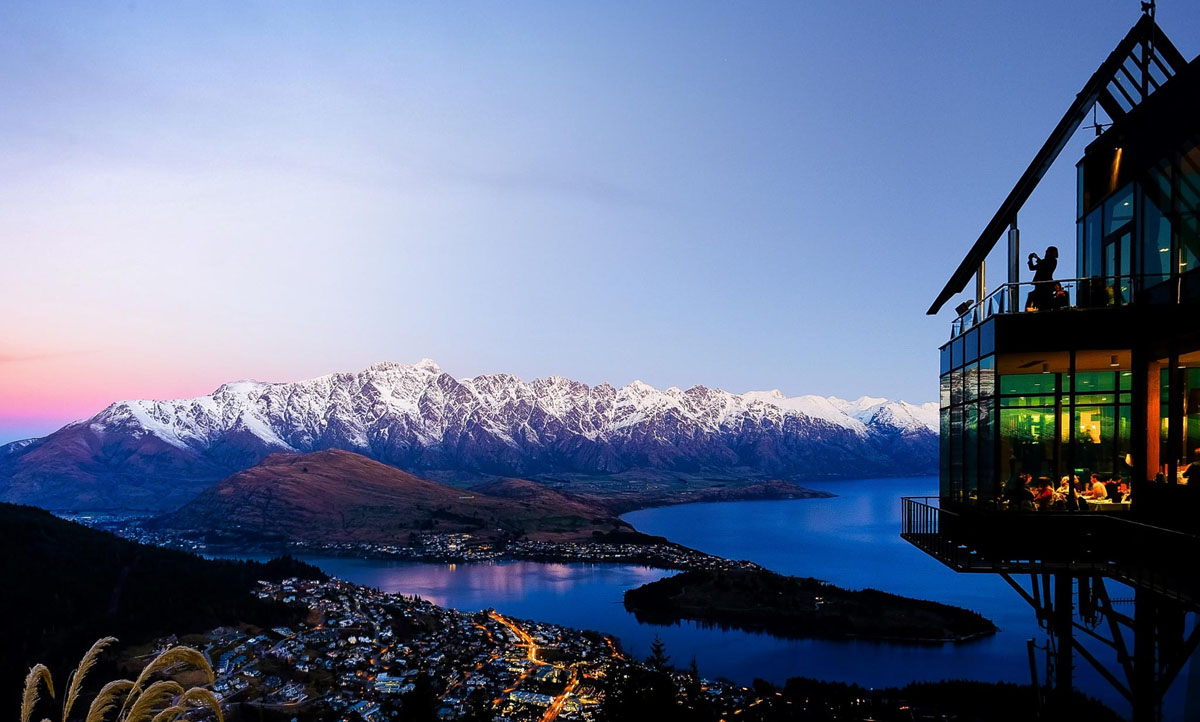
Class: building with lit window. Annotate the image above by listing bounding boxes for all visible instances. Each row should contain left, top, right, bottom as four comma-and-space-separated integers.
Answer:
903, 8, 1200, 721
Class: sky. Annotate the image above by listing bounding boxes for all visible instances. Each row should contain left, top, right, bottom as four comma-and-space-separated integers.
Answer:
2, 1, 1198, 443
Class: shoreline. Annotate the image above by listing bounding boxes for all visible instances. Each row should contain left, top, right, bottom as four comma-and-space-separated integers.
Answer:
64, 489, 999, 650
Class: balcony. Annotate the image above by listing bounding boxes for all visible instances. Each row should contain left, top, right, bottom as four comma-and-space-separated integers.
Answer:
901, 496, 1200, 604
950, 275, 1150, 338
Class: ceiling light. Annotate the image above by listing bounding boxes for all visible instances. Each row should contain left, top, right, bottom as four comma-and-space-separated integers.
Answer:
1110, 355, 1119, 367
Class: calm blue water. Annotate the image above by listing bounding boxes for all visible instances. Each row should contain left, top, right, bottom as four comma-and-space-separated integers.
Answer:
225, 476, 1200, 718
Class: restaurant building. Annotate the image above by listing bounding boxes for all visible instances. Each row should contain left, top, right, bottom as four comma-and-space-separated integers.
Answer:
903, 7, 1200, 720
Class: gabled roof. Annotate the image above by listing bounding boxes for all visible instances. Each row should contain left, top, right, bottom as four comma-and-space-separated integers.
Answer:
927, 14, 1191, 315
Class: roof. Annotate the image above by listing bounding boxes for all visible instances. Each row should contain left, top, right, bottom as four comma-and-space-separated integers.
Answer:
927, 14, 1191, 315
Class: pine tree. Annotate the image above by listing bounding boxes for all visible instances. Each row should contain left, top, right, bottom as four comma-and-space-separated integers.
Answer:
647, 634, 671, 671
683, 656, 704, 713
400, 672, 440, 722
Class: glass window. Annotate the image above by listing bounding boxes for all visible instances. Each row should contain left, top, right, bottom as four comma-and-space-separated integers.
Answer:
940, 373, 951, 409
1181, 143, 1200, 275
1001, 373, 1057, 396
1077, 222, 1086, 279
979, 355, 996, 398
940, 408, 951, 499
1075, 372, 1116, 393
1001, 395, 1056, 407
1104, 185, 1134, 235
965, 403, 979, 501
1142, 164, 1173, 287
1081, 208, 1103, 279
1000, 406, 1057, 482
1161, 367, 1172, 480
1186, 368, 1200, 477
1074, 405, 1116, 475
979, 321, 995, 356
1117, 404, 1133, 483
979, 398, 996, 500
1075, 394, 1118, 405
940, 345, 952, 375
952, 336, 964, 369
964, 329, 979, 364
950, 407, 964, 501
951, 368, 963, 406
1077, 163, 1086, 220
964, 362, 979, 402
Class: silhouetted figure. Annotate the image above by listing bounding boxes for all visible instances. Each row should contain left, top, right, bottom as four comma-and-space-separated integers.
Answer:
1032, 477, 1055, 511
1025, 246, 1059, 311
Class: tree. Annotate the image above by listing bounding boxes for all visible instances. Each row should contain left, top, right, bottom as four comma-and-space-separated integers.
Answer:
459, 686, 496, 722
683, 656, 703, 710
646, 635, 671, 671
400, 672, 440, 722
599, 660, 677, 722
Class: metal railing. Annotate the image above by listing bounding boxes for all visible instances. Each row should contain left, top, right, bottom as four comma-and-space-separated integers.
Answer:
901, 495, 1200, 605
901, 496, 940, 537
900, 496, 976, 570
950, 275, 1145, 338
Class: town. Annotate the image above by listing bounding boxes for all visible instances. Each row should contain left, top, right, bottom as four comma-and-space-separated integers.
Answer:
64, 512, 761, 574
166, 576, 768, 722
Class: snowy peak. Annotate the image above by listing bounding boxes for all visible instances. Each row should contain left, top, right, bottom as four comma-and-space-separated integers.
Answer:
79, 360, 937, 449
2, 359, 938, 511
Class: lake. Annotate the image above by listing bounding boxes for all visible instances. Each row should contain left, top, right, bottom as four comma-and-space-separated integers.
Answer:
234, 476, 1188, 717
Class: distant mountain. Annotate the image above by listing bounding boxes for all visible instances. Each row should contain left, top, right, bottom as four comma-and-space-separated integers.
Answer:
0, 359, 937, 511
151, 449, 627, 543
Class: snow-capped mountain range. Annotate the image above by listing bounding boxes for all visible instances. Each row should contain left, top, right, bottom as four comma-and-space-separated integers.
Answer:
0, 360, 937, 511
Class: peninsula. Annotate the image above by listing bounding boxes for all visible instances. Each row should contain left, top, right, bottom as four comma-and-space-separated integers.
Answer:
624, 568, 998, 643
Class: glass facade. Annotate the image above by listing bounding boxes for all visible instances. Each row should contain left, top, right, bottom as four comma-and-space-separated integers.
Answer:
939, 321, 995, 503
937, 73, 1199, 514
1077, 137, 1200, 304
939, 347, 1133, 507
1146, 351, 1200, 484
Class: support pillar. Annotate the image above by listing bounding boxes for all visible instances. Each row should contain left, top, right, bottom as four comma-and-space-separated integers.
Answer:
1054, 574, 1074, 705
1007, 219, 1020, 312
1132, 592, 1159, 722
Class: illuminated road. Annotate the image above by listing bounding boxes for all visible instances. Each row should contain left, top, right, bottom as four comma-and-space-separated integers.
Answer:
539, 670, 578, 722
488, 611, 579, 722
490, 610, 538, 662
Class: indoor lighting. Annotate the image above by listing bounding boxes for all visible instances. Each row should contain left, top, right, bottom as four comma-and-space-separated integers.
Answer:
1041, 363, 1050, 374
1110, 355, 1119, 367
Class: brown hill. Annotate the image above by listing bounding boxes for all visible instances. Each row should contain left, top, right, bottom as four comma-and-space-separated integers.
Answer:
152, 450, 629, 543
469, 477, 607, 514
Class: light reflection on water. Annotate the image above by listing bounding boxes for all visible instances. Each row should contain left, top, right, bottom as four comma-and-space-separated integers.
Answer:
309, 557, 669, 610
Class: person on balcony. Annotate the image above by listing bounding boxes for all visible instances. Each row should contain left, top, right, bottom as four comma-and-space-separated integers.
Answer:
1024, 246, 1059, 311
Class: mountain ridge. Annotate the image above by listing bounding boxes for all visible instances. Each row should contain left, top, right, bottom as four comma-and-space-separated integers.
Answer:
0, 359, 937, 511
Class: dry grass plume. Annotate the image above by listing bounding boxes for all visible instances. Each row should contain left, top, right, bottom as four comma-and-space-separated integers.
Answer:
62, 637, 117, 722
21, 639, 222, 722
21, 664, 54, 722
